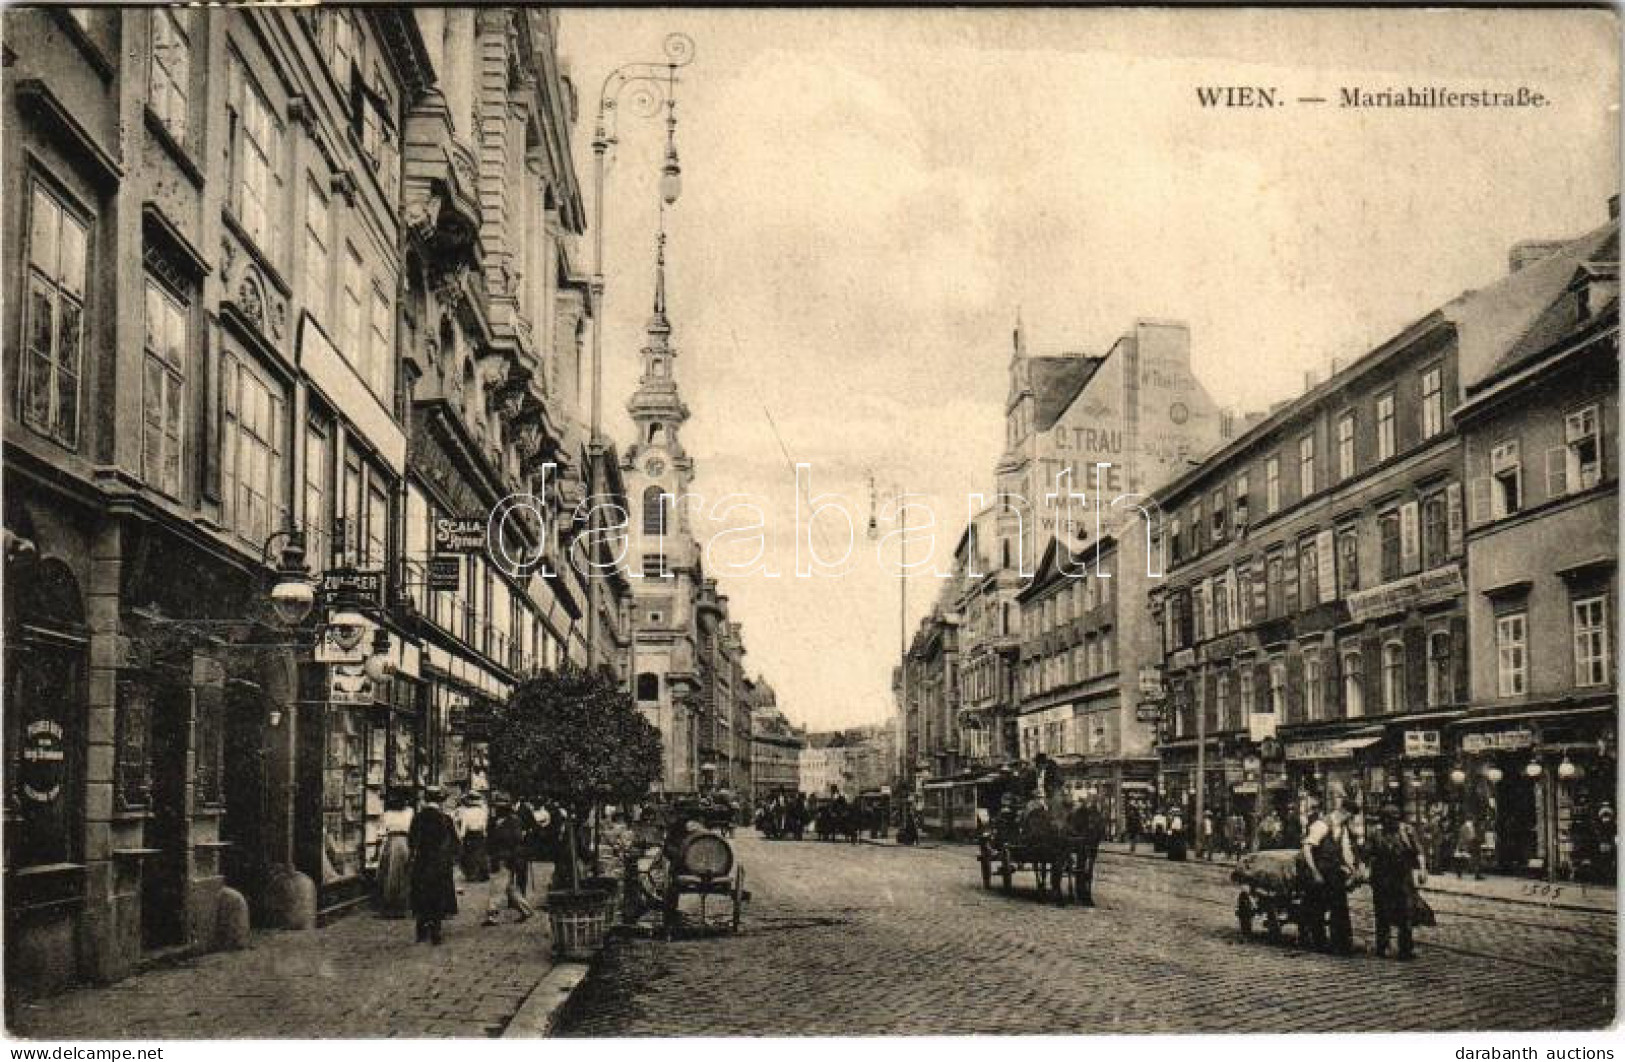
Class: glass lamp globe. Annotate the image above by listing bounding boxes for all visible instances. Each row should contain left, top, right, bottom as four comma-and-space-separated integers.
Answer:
660, 149, 682, 206
1484, 765, 1504, 784
1525, 760, 1544, 779
1449, 767, 1468, 786
1558, 758, 1579, 781
270, 575, 316, 626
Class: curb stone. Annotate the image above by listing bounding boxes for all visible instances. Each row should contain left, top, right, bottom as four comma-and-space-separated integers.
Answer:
502, 961, 590, 1037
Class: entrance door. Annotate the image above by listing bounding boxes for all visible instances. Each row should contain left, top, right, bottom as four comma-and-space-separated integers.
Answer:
1495, 772, 1538, 873
142, 674, 189, 950
222, 683, 266, 920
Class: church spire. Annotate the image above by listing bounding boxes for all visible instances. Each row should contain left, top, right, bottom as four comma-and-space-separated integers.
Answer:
647, 220, 671, 339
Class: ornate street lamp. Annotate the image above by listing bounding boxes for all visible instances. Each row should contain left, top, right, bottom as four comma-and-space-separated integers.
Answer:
266, 529, 316, 626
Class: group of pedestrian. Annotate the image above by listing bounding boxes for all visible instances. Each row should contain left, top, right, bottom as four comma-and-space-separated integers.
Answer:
1297, 798, 1430, 961
373, 785, 566, 945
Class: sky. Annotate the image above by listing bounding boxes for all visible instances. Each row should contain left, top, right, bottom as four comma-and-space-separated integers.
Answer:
556, 8, 1619, 733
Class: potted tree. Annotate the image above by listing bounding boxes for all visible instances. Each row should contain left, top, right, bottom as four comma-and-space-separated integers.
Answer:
487, 664, 662, 958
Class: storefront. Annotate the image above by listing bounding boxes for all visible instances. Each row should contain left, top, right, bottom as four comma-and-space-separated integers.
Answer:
1281, 733, 1384, 816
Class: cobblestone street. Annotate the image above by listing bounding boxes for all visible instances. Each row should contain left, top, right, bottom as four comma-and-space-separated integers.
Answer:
8, 879, 554, 1039
559, 833, 1617, 1036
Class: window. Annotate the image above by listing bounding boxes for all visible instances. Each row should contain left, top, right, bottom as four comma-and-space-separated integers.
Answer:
1490, 440, 1522, 518
1427, 631, 1452, 707
1216, 674, 1231, 730
365, 480, 389, 567
1169, 515, 1183, 564
1421, 492, 1449, 569
340, 243, 363, 363
21, 183, 88, 447
1379, 510, 1402, 582
1268, 660, 1286, 715
1265, 551, 1285, 618
1337, 527, 1359, 594
220, 355, 287, 546
1305, 651, 1323, 721
148, 9, 191, 140
1233, 474, 1250, 532
636, 672, 660, 703
1573, 596, 1610, 688
1562, 406, 1602, 495
1211, 489, 1226, 542
342, 451, 363, 564
1421, 367, 1443, 439
358, 65, 400, 206
1298, 434, 1315, 497
1376, 392, 1396, 461
142, 279, 187, 498
304, 422, 330, 572
1191, 500, 1204, 555
1337, 413, 1355, 482
195, 685, 223, 806
1496, 612, 1527, 697
304, 180, 331, 321
318, 9, 355, 93
1212, 577, 1229, 635
228, 56, 283, 260
115, 682, 153, 811
1382, 641, 1405, 712
1265, 457, 1281, 515
1191, 585, 1206, 642
641, 553, 668, 579
1238, 668, 1255, 720
368, 283, 393, 400
1342, 650, 1364, 718
1298, 537, 1319, 610
1100, 630, 1113, 673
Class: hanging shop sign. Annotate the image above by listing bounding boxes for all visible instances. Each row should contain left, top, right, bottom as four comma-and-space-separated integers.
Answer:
19, 719, 66, 803
1138, 667, 1165, 698
1248, 709, 1278, 743
315, 625, 367, 664
433, 517, 487, 554
1135, 701, 1162, 723
1345, 564, 1464, 623
427, 555, 462, 592
1404, 730, 1442, 758
320, 568, 384, 610
1462, 728, 1534, 754
1169, 648, 1197, 671
329, 662, 377, 705
1286, 739, 1352, 761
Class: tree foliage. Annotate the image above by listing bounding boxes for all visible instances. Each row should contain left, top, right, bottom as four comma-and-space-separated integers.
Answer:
487, 665, 663, 812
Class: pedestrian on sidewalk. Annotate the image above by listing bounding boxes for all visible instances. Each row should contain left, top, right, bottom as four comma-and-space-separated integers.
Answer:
1166, 809, 1187, 862
409, 786, 460, 945
375, 788, 414, 918
456, 790, 491, 882
1454, 816, 1484, 880
1201, 811, 1215, 861
1151, 808, 1168, 853
1367, 802, 1426, 961
483, 794, 535, 926
1125, 804, 1142, 853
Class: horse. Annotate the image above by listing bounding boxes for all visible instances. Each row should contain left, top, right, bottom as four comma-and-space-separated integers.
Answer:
1065, 801, 1106, 906
1017, 798, 1074, 904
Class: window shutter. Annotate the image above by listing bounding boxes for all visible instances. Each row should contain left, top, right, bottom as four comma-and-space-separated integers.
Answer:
1286, 651, 1305, 724
1284, 542, 1300, 614
1316, 529, 1337, 604
1468, 477, 1492, 527
1399, 500, 1421, 574
1546, 446, 1568, 501
202, 322, 221, 502
1445, 482, 1464, 557
1449, 615, 1470, 703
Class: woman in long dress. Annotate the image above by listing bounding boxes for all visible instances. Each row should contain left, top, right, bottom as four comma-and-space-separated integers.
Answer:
376, 788, 414, 917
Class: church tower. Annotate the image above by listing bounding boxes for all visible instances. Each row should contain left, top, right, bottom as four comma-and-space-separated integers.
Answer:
622, 226, 700, 793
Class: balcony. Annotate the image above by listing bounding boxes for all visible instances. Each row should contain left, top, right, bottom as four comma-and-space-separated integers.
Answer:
402, 88, 483, 267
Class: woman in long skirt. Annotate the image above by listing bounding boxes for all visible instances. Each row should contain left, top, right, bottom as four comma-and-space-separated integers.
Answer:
376, 789, 414, 917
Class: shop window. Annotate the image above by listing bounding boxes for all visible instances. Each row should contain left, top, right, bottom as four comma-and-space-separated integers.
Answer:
1427, 631, 1452, 707
1573, 595, 1610, 688
323, 708, 365, 884
21, 181, 88, 448
1342, 650, 1363, 718
1376, 391, 1396, 461
1382, 641, 1405, 712
115, 681, 154, 811
1496, 611, 1527, 697
148, 9, 191, 141
142, 278, 187, 499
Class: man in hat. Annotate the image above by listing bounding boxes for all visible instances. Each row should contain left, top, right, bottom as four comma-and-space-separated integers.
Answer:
483, 793, 534, 926
1300, 798, 1359, 955
408, 787, 459, 944
1366, 801, 1425, 959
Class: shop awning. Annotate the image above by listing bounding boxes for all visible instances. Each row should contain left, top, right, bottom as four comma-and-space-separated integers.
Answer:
1284, 735, 1382, 761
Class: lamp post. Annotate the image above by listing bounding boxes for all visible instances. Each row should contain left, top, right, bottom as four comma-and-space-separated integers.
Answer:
867, 474, 912, 792
584, 33, 695, 676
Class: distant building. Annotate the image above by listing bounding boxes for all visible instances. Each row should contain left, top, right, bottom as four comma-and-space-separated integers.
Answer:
750, 687, 803, 802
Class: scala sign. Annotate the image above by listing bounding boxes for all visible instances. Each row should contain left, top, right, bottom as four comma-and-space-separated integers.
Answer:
433, 517, 486, 554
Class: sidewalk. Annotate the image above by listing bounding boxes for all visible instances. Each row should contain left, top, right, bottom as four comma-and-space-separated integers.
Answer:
9, 878, 558, 1039
1099, 842, 1618, 914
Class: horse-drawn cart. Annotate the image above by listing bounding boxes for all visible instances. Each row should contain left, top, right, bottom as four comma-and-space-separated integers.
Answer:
633, 810, 748, 937
977, 800, 1103, 906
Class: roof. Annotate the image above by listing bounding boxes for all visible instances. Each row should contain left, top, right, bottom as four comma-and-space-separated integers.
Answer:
1447, 220, 1618, 391
1030, 355, 1105, 433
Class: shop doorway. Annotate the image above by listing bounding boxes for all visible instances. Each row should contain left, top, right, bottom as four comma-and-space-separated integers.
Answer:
142, 672, 190, 951
1494, 773, 1538, 873
222, 682, 267, 920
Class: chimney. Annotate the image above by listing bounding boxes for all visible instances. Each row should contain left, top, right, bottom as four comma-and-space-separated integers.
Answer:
1329, 356, 1343, 377
1303, 368, 1320, 393
1508, 239, 1566, 274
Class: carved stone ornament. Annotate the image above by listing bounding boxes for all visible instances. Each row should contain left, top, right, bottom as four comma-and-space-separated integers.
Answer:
236, 273, 265, 329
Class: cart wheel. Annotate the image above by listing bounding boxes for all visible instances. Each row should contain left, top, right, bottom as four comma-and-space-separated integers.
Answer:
1264, 908, 1283, 943
1236, 890, 1254, 935
732, 867, 745, 933
978, 843, 993, 890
